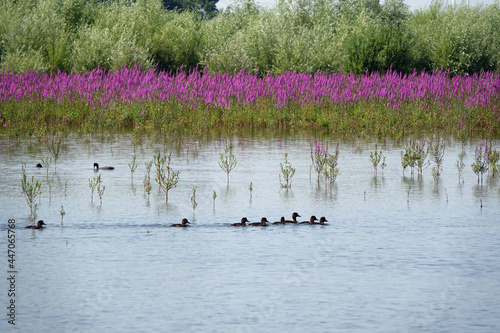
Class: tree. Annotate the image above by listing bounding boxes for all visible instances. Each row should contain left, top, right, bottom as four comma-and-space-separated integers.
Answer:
161, 0, 219, 18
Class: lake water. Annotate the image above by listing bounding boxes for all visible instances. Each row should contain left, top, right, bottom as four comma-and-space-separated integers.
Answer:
1, 132, 499, 332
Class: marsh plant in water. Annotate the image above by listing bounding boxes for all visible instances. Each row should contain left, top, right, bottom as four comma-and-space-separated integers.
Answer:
401, 140, 428, 177
219, 139, 237, 185
128, 155, 138, 185
430, 139, 446, 183
40, 156, 53, 178
456, 153, 466, 183
47, 134, 63, 172
370, 145, 385, 177
324, 143, 340, 186
311, 141, 328, 183
279, 153, 295, 189
21, 163, 42, 216
97, 177, 106, 205
471, 146, 489, 185
154, 151, 180, 204
212, 190, 217, 209
89, 175, 100, 203
143, 160, 153, 201
486, 144, 500, 177
249, 182, 253, 199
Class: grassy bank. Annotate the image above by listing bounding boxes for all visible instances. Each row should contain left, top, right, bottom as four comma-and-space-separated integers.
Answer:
1, 66, 499, 138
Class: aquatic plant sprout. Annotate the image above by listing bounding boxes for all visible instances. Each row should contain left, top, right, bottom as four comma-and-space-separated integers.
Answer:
21, 163, 42, 216
471, 146, 489, 185
370, 145, 384, 177
311, 141, 328, 183
1, 66, 499, 135
219, 139, 237, 186
279, 153, 295, 189
154, 151, 180, 204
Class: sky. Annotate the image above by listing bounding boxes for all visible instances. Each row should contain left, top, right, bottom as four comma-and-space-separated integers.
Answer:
217, 0, 496, 11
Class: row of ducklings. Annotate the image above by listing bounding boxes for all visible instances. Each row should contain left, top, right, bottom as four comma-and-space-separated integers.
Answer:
231, 213, 328, 227
25, 214, 326, 229
170, 213, 328, 227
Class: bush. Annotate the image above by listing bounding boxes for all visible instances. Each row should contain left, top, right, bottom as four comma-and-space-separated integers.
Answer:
1, 0, 499, 75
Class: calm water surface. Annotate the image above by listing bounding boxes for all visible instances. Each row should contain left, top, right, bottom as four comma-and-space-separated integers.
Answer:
1, 132, 499, 333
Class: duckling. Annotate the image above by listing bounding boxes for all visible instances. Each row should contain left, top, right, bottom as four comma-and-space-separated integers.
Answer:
272, 217, 286, 225
26, 220, 46, 229
231, 217, 249, 226
93, 163, 114, 171
170, 218, 191, 227
36, 163, 43, 168
311, 216, 328, 225
284, 212, 301, 224
248, 217, 269, 226
299, 215, 319, 224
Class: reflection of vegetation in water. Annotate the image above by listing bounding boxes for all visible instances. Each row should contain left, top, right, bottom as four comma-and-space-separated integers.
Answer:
455, 152, 466, 183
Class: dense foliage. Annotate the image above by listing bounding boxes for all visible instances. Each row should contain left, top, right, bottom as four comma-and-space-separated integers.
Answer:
0, 0, 499, 75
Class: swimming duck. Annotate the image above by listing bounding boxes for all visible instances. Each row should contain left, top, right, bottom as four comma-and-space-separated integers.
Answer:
93, 163, 114, 171
248, 217, 269, 226
231, 217, 249, 226
299, 216, 319, 224
36, 163, 43, 168
170, 218, 191, 227
273, 217, 286, 225
311, 217, 328, 225
285, 212, 301, 224
26, 220, 46, 229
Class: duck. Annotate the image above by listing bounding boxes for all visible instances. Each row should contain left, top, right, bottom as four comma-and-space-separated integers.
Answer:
284, 212, 301, 224
273, 217, 286, 225
248, 217, 269, 226
231, 217, 249, 226
311, 216, 328, 225
93, 163, 114, 171
170, 218, 191, 227
36, 163, 43, 168
26, 220, 46, 229
299, 216, 319, 224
